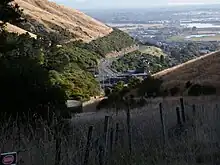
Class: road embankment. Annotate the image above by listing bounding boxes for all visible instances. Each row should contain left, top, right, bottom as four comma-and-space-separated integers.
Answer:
82, 96, 107, 112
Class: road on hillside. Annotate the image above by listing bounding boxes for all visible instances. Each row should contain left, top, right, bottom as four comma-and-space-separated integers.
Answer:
97, 45, 139, 85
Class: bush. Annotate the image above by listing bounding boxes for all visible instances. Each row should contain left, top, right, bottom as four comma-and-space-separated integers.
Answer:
111, 50, 170, 74
84, 29, 135, 56
185, 81, 192, 89
188, 84, 216, 96
138, 76, 163, 97
0, 32, 67, 120
170, 86, 180, 96
96, 98, 111, 111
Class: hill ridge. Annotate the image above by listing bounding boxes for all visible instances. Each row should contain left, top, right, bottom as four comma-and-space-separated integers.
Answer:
153, 50, 220, 78
153, 50, 220, 93
14, 0, 113, 42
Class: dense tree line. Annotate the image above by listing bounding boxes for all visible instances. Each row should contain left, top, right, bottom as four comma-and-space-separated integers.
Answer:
83, 28, 136, 56
169, 42, 220, 64
0, 0, 102, 119
111, 50, 171, 74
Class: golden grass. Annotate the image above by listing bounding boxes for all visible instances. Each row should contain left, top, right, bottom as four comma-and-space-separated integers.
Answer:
2, 96, 220, 165
14, 0, 113, 42
153, 51, 220, 92
139, 45, 167, 57
4, 22, 37, 39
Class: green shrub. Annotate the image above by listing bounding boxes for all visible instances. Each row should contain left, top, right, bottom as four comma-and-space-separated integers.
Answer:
0, 31, 67, 120
185, 81, 192, 89
84, 29, 135, 56
188, 84, 216, 96
170, 86, 180, 96
138, 76, 163, 97
111, 50, 170, 74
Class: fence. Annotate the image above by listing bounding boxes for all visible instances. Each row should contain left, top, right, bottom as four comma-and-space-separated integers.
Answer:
1, 96, 220, 165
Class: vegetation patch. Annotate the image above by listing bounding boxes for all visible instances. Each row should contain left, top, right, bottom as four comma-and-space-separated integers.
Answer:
83, 28, 136, 56
111, 50, 171, 74
188, 84, 216, 96
139, 45, 166, 57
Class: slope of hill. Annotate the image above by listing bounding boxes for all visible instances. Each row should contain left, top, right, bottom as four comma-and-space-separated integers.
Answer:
14, 0, 113, 42
153, 51, 220, 93
111, 48, 171, 74
4, 22, 37, 39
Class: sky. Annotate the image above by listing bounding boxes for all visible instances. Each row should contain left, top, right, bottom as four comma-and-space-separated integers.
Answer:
51, 0, 220, 9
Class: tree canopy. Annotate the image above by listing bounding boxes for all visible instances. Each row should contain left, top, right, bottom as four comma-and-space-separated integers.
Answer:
0, 0, 24, 26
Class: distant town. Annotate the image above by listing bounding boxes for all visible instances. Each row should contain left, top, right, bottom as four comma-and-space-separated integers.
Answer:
86, 5, 220, 53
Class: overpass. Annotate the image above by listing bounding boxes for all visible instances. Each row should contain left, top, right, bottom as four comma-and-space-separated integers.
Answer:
98, 72, 148, 88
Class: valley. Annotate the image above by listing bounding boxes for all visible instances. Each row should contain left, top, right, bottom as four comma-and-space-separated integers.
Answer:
2, 1, 220, 165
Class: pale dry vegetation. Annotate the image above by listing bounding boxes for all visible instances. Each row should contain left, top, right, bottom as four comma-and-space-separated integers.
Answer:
153, 51, 220, 93
2, 96, 220, 165
3, 22, 37, 38
13, 0, 113, 42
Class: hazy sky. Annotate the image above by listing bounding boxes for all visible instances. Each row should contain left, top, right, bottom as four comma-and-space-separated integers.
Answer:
51, 0, 220, 9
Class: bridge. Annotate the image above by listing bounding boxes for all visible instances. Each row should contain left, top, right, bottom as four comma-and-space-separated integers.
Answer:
98, 72, 148, 88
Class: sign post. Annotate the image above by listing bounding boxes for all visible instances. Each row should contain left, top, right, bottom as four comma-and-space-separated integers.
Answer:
0, 152, 17, 165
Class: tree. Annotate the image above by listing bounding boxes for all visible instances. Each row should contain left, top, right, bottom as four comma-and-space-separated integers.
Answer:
138, 76, 163, 97
160, 55, 164, 63
128, 77, 142, 88
0, 0, 24, 27
0, 32, 67, 119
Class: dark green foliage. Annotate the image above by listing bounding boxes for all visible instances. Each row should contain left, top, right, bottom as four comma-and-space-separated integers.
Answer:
138, 76, 163, 97
0, 0, 24, 26
111, 50, 170, 74
188, 84, 216, 96
105, 87, 112, 97
161, 89, 169, 97
160, 55, 164, 63
185, 81, 192, 89
96, 98, 109, 111
170, 86, 180, 96
83, 29, 135, 56
128, 77, 142, 88
45, 44, 101, 101
169, 42, 220, 64
0, 31, 67, 119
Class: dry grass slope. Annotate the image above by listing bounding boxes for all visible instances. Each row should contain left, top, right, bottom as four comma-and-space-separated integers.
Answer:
153, 51, 220, 93
4, 22, 37, 39
14, 0, 113, 42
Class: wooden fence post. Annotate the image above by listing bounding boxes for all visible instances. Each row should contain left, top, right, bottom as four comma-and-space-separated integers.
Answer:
115, 123, 119, 146
83, 126, 93, 165
17, 115, 21, 149
98, 145, 104, 165
159, 103, 166, 145
192, 104, 196, 117
126, 104, 132, 155
55, 121, 61, 165
110, 128, 114, 154
103, 116, 110, 160
180, 98, 186, 123
176, 107, 182, 126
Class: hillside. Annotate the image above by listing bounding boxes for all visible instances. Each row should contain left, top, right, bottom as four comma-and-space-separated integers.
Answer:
101, 51, 220, 109
111, 48, 171, 74
153, 51, 220, 93
14, 0, 113, 42
3, 22, 37, 39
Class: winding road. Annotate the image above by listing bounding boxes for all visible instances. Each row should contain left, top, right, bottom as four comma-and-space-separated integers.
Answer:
97, 45, 140, 86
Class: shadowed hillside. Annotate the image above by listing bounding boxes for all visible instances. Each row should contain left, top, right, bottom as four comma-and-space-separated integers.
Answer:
153, 51, 220, 93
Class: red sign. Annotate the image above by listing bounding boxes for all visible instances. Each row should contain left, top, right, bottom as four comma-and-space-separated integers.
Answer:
2, 155, 14, 165
0, 152, 17, 165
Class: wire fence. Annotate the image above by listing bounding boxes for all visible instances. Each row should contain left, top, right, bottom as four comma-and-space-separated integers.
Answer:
1, 96, 220, 165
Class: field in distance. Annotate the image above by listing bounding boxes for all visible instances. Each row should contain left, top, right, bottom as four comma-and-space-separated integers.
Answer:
139, 45, 167, 57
